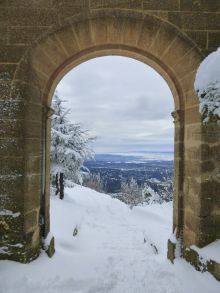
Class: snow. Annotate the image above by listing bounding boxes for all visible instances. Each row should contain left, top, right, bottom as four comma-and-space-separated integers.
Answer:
42, 232, 54, 251
195, 48, 220, 92
195, 47, 220, 124
191, 239, 220, 263
169, 229, 178, 244
0, 185, 220, 293
0, 208, 20, 218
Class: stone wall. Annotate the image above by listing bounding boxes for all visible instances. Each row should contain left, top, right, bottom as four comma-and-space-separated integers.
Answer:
0, 1, 219, 279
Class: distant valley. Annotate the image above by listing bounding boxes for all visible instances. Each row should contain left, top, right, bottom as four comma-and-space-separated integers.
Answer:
84, 153, 173, 201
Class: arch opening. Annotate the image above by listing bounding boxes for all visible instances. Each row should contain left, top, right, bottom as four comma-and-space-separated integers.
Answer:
49, 55, 175, 278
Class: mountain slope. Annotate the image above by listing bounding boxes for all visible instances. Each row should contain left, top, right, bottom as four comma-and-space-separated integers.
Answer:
0, 186, 220, 293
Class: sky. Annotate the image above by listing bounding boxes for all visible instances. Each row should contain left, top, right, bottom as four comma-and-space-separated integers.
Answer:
56, 56, 174, 154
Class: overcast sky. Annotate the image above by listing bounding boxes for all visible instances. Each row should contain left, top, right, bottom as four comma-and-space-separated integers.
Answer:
56, 56, 174, 154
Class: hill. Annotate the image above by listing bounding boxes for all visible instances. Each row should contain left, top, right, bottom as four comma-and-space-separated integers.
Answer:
0, 186, 219, 293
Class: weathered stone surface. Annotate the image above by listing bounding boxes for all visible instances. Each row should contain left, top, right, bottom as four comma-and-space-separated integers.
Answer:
180, 0, 220, 12
167, 239, 176, 263
43, 235, 55, 258
184, 246, 220, 281
144, 0, 179, 11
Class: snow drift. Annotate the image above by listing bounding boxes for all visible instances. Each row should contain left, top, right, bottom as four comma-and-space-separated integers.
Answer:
0, 186, 220, 293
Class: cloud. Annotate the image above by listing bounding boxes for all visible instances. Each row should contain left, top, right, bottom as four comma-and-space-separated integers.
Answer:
56, 56, 174, 154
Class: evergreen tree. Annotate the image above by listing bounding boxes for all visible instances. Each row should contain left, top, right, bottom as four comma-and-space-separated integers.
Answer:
51, 93, 95, 192
197, 81, 220, 125
120, 178, 144, 209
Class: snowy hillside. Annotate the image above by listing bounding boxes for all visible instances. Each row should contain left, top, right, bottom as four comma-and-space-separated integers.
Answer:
0, 186, 220, 293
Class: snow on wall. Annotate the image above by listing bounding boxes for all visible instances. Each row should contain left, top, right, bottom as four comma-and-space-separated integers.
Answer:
195, 48, 220, 125
191, 239, 220, 264
0, 209, 21, 218
42, 232, 54, 251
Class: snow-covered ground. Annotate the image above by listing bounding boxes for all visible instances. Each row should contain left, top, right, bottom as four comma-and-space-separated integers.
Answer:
1, 186, 220, 293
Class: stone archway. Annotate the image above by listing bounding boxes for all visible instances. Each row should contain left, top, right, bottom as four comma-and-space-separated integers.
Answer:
0, 9, 219, 278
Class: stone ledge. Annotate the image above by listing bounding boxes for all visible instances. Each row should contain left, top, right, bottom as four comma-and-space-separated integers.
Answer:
0, 243, 40, 263
42, 233, 55, 258
184, 246, 220, 281
167, 238, 176, 263
168, 237, 220, 281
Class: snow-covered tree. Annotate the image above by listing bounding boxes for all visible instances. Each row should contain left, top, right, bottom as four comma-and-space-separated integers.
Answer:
119, 178, 144, 208
83, 173, 104, 193
195, 47, 220, 125
142, 180, 173, 205
142, 184, 161, 204
51, 93, 95, 189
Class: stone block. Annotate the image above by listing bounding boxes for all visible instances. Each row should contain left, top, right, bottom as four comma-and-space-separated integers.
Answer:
0, 211, 24, 234
40, 34, 68, 67
208, 262, 220, 281
6, 7, 56, 26
0, 138, 24, 157
143, 0, 179, 11
90, 0, 142, 9
0, 118, 24, 138
107, 15, 126, 43
24, 188, 41, 212
169, 12, 218, 30
0, 45, 26, 63
185, 124, 202, 143
184, 106, 201, 125
0, 157, 24, 176
184, 160, 201, 177
183, 226, 197, 246
7, 0, 53, 7
72, 20, 93, 50
180, 0, 220, 12
26, 85, 42, 105
184, 245, 220, 281
31, 46, 60, 79
162, 34, 193, 69
149, 22, 177, 58
55, 26, 80, 57
9, 26, 47, 45
25, 102, 43, 121
186, 30, 207, 50
173, 48, 202, 80
24, 138, 41, 157
24, 209, 39, 232
185, 91, 200, 108
167, 238, 176, 263
147, 11, 169, 21
90, 17, 108, 45
25, 155, 41, 175
208, 32, 220, 51
201, 180, 220, 199
0, 26, 8, 44
57, 4, 86, 22
121, 17, 143, 46
24, 174, 41, 195
184, 210, 201, 234
201, 124, 220, 144
137, 17, 160, 51
43, 234, 55, 258
25, 121, 42, 139
0, 65, 17, 81
0, 227, 40, 263
0, 100, 26, 119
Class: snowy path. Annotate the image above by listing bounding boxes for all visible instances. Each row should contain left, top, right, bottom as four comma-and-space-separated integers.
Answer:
0, 186, 220, 293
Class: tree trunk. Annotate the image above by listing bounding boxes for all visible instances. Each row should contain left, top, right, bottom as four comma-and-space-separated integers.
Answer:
55, 173, 59, 195
59, 172, 64, 200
